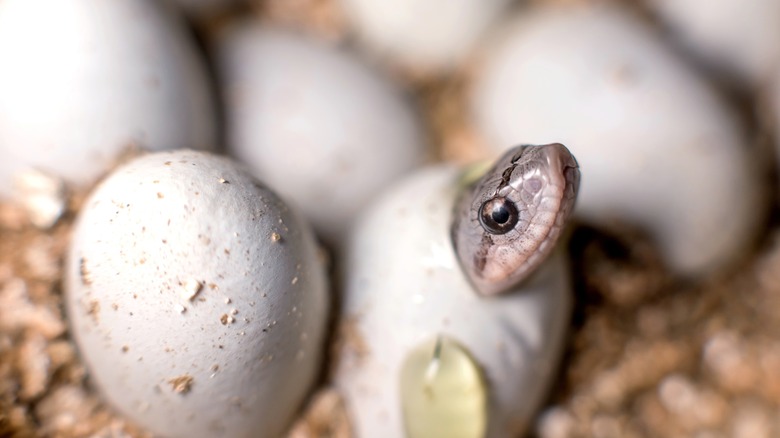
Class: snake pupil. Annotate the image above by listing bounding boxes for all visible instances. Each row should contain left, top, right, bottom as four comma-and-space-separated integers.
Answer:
491, 206, 510, 224
478, 197, 519, 234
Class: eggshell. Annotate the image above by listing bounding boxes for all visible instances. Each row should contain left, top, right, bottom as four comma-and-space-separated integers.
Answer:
0, 0, 216, 198
217, 25, 428, 245
335, 166, 571, 437
647, 0, 780, 85
65, 150, 328, 438
472, 5, 764, 276
338, 0, 515, 71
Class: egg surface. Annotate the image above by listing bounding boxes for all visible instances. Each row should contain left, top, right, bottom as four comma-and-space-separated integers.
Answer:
217, 24, 428, 245
65, 150, 328, 438
0, 0, 216, 198
647, 0, 780, 85
338, 0, 515, 72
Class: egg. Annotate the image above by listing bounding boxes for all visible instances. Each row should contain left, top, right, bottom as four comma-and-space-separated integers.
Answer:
0, 0, 216, 199
216, 24, 428, 245
338, 0, 515, 72
646, 0, 780, 85
472, 5, 765, 276
335, 166, 571, 437
65, 151, 329, 437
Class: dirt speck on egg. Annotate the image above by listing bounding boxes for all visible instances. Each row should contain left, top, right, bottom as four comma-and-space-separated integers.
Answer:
168, 374, 194, 394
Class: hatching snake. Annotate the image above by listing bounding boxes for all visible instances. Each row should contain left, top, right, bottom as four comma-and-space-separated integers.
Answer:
452, 143, 580, 296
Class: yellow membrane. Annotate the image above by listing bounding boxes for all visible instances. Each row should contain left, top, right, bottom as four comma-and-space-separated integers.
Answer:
400, 336, 487, 438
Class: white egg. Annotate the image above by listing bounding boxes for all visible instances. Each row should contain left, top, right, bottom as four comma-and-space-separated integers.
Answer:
338, 0, 515, 72
217, 25, 428, 245
335, 166, 571, 437
647, 0, 780, 85
65, 150, 328, 438
0, 0, 216, 198
472, 5, 765, 276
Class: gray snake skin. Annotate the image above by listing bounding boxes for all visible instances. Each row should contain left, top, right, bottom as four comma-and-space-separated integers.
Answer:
452, 143, 580, 296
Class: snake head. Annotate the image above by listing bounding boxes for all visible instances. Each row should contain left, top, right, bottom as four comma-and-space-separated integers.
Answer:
452, 143, 580, 296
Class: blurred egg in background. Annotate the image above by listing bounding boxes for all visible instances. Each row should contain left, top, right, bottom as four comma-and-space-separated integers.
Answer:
646, 0, 780, 86
0, 0, 217, 201
338, 0, 517, 72
216, 23, 429, 245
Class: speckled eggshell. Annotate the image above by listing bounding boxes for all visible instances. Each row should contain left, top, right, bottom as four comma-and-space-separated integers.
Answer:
338, 0, 515, 71
335, 166, 571, 437
65, 151, 328, 438
217, 24, 428, 245
472, 5, 764, 276
647, 0, 780, 85
0, 0, 216, 198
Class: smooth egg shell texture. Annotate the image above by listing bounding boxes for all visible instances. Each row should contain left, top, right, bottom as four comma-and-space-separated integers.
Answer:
0, 0, 216, 198
472, 5, 764, 276
338, 0, 515, 71
647, 0, 780, 85
65, 151, 328, 438
335, 166, 571, 437
217, 25, 428, 245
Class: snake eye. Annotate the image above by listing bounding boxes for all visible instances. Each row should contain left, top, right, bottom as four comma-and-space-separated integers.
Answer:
478, 197, 519, 235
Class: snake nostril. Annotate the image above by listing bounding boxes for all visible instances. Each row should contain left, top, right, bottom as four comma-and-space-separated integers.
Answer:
524, 178, 542, 193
